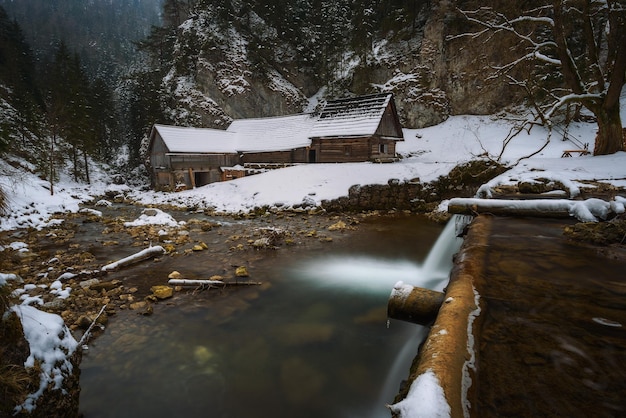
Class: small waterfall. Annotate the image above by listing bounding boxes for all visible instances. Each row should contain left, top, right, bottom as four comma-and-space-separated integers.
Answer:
368, 326, 429, 418
292, 256, 422, 294
291, 216, 465, 295
374, 215, 465, 415
287, 215, 466, 417
420, 215, 465, 291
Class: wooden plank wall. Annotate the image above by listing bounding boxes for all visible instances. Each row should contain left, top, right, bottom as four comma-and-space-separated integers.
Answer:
312, 137, 372, 163
242, 148, 309, 164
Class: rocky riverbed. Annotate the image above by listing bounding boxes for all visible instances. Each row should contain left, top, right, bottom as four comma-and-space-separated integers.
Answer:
1, 203, 392, 342
4, 201, 414, 415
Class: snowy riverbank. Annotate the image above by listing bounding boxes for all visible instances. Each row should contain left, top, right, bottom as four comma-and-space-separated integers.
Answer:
1, 109, 625, 416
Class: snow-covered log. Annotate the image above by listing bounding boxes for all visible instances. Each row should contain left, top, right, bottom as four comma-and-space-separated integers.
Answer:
388, 282, 445, 326
448, 197, 623, 222
448, 198, 573, 218
101, 246, 166, 271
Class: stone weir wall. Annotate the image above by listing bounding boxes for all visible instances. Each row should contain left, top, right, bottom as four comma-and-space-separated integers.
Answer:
321, 179, 440, 212
320, 161, 508, 213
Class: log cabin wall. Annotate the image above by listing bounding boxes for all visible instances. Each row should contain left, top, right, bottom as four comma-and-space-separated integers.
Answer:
376, 100, 404, 138
221, 168, 246, 182
312, 137, 373, 163
154, 153, 239, 189
370, 139, 398, 161
241, 147, 308, 164
149, 93, 405, 188
169, 154, 238, 171
149, 134, 170, 169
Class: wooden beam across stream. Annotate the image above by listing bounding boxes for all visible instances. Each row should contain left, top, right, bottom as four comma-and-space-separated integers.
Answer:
448, 197, 575, 218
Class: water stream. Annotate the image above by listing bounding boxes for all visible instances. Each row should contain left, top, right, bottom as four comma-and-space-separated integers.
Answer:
78, 215, 460, 418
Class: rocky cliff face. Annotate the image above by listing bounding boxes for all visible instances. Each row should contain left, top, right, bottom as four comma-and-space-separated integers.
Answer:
163, 1, 527, 129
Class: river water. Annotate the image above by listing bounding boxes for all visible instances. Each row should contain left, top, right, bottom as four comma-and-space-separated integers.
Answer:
473, 217, 626, 417
79, 214, 456, 418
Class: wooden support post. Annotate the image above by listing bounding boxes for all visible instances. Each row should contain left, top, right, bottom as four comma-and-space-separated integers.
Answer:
388, 282, 445, 326
188, 168, 196, 188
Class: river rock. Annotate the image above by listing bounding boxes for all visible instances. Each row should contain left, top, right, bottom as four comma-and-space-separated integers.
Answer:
43, 298, 66, 310
90, 280, 121, 292
193, 345, 215, 366
119, 294, 135, 303
79, 278, 100, 289
252, 237, 271, 248
327, 220, 347, 231
75, 315, 94, 329
192, 244, 205, 251
129, 301, 147, 310
150, 285, 173, 299
168, 271, 182, 279
235, 266, 249, 277
143, 208, 159, 216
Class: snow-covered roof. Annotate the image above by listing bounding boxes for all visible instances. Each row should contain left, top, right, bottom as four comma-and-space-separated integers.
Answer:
153, 115, 316, 154
227, 114, 316, 152
152, 93, 401, 155
309, 93, 393, 138
152, 124, 237, 154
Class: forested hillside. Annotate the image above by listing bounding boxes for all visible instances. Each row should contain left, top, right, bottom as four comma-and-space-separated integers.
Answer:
0, 0, 622, 199
0, 0, 162, 78
140, 0, 534, 130
0, 0, 164, 189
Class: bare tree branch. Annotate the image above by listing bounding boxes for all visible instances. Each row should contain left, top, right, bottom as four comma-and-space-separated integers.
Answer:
453, 1, 624, 155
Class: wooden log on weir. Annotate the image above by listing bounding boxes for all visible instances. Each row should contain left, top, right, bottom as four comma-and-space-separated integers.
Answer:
387, 282, 445, 326
447, 197, 574, 218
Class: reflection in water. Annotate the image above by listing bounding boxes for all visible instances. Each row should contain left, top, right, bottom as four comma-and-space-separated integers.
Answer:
79, 216, 454, 418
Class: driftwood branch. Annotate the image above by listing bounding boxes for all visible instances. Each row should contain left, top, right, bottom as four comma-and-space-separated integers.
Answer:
101, 246, 166, 271
78, 304, 107, 346
168, 279, 262, 287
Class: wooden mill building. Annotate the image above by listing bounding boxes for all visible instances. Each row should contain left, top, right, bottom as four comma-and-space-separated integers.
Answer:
148, 93, 404, 190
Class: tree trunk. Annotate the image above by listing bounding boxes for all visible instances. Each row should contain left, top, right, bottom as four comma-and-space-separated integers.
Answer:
83, 148, 90, 184
593, 103, 624, 155
72, 146, 78, 182
49, 133, 55, 196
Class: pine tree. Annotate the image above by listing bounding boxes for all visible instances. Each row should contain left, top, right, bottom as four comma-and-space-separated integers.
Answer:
0, 6, 43, 153
88, 77, 118, 163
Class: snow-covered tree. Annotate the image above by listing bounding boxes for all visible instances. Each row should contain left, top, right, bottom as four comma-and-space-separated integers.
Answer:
456, 0, 626, 156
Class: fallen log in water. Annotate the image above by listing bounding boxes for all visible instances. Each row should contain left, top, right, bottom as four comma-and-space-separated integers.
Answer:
387, 282, 445, 326
101, 246, 166, 271
167, 279, 262, 287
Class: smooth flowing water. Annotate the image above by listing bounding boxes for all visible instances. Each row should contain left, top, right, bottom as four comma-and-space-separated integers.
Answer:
473, 217, 626, 417
79, 215, 459, 418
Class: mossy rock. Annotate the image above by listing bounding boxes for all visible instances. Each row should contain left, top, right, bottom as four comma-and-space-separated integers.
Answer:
564, 219, 626, 245
150, 285, 173, 300
235, 266, 249, 277
447, 159, 508, 187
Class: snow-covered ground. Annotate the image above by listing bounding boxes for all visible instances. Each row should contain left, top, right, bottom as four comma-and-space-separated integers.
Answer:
1, 106, 625, 416
1, 111, 624, 231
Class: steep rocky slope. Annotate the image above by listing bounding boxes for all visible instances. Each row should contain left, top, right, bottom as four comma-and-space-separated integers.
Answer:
162, 1, 529, 129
